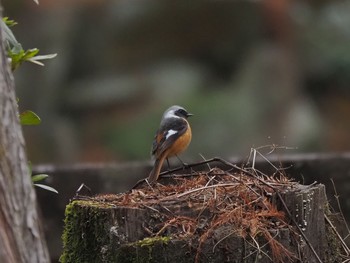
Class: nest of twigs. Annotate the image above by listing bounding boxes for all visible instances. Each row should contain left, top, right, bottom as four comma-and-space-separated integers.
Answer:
70, 149, 350, 263
91, 157, 302, 263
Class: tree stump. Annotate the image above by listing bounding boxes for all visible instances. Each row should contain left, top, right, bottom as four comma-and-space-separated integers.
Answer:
60, 165, 344, 263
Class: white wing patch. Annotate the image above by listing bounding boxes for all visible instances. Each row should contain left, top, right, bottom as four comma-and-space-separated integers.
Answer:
165, 129, 178, 140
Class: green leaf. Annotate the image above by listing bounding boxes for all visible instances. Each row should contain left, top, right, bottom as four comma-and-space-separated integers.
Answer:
8, 48, 39, 71
8, 48, 25, 71
29, 53, 57, 61
34, 184, 58, 194
22, 48, 40, 60
20, 110, 41, 125
3, 17, 18, 27
31, 174, 49, 182
8, 48, 56, 70
27, 53, 57, 66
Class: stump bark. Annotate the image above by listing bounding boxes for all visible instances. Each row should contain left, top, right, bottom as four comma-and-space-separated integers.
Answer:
60, 168, 343, 263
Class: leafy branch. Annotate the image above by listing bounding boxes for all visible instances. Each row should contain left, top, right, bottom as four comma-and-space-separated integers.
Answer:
2, 17, 57, 71
3, 16, 58, 193
29, 163, 58, 194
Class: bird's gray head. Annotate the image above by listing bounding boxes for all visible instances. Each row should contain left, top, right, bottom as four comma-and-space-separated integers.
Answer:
163, 105, 193, 119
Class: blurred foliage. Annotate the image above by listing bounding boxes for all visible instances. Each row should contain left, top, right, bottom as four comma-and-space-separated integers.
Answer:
6, 0, 350, 164
2, 17, 56, 71
29, 162, 58, 194
2, 16, 55, 124
2, 15, 57, 192
3, 17, 17, 27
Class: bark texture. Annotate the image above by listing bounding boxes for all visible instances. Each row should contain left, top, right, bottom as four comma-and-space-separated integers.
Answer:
0, 9, 50, 263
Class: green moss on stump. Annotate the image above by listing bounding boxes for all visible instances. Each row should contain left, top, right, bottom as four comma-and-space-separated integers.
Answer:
116, 236, 170, 263
60, 200, 118, 263
135, 236, 170, 247
115, 238, 192, 263
60, 201, 175, 263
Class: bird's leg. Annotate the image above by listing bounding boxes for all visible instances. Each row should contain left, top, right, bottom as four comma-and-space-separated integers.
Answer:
175, 155, 189, 168
166, 158, 171, 169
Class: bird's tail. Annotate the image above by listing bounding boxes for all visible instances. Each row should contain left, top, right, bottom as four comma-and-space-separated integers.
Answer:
148, 155, 166, 184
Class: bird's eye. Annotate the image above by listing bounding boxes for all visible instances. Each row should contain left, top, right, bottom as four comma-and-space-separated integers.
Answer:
177, 109, 187, 116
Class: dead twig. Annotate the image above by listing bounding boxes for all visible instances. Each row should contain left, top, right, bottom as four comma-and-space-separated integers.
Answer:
331, 178, 350, 240
325, 214, 350, 257
177, 183, 239, 198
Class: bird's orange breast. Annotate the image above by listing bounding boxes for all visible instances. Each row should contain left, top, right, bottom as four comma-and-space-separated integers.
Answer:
167, 122, 192, 157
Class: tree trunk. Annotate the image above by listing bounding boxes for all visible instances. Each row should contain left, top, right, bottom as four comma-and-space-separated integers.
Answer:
0, 8, 50, 263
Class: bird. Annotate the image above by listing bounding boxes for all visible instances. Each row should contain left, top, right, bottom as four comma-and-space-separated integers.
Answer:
148, 105, 193, 184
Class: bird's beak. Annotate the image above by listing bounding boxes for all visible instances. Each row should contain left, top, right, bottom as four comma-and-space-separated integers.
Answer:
187, 113, 194, 117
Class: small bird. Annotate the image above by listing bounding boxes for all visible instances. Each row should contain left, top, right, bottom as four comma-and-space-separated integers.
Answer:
148, 105, 193, 184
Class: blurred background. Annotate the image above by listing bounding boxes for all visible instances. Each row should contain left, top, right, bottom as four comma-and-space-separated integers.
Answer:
5, 0, 350, 164
3, 0, 350, 260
